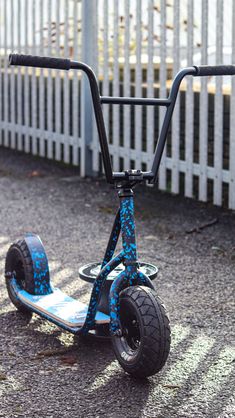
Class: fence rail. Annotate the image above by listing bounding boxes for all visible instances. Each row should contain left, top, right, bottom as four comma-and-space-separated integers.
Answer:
0, 0, 234, 209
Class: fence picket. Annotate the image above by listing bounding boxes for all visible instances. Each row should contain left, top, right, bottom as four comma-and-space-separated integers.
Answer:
24, 0, 30, 152
199, 0, 208, 202
3, 0, 9, 148
72, 0, 79, 166
10, 0, 16, 150
63, 0, 70, 163
0, 1, 2, 146
185, 0, 194, 198
171, 0, 180, 194
91, 0, 99, 174
103, 0, 109, 142
46, 0, 53, 159
229, 0, 235, 209
39, 0, 45, 157
31, 0, 37, 155
158, 0, 167, 190
123, 0, 130, 170
54, 0, 61, 161
135, 0, 142, 170
16, 0, 23, 151
146, 0, 154, 171
112, 0, 120, 171
213, 0, 223, 206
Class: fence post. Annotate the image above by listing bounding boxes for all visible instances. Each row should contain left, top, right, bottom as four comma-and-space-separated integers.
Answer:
81, 0, 96, 177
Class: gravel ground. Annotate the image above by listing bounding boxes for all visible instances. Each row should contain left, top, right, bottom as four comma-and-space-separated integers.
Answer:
0, 147, 234, 418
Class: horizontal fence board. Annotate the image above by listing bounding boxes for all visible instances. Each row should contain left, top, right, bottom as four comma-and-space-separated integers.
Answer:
89, 141, 230, 184
1, 122, 81, 148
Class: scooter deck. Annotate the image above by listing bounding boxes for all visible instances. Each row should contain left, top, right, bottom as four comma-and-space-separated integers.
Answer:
18, 288, 110, 328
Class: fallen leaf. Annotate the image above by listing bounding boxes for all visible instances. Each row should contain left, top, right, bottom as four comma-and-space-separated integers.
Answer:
162, 384, 180, 389
211, 246, 225, 255
35, 347, 75, 359
99, 206, 113, 214
60, 355, 77, 365
28, 170, 44, 178
0, 372, 7, 381
145, 235, 157, 241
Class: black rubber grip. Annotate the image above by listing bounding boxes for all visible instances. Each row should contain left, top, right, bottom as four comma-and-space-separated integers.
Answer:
194, 65, 235, 76
9, 54, 71, 70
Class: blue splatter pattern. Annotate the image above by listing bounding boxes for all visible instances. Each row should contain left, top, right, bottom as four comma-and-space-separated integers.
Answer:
25, 234, 52, 295
82, 251, 125, 333
101, 209, 120, 269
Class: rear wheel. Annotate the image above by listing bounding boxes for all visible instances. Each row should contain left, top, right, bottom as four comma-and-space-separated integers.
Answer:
111, 286, 171, 378
5, 240, 34, 314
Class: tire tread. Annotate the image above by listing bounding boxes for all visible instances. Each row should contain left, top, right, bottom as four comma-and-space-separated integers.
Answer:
112, 285, 171, 378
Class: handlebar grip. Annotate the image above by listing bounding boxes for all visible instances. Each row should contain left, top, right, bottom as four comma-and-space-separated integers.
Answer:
9, 54, 71, 70
194, 65, 235, 76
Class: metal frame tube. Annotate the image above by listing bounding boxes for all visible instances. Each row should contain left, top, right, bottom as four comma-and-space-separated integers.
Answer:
101, 209, 121, 269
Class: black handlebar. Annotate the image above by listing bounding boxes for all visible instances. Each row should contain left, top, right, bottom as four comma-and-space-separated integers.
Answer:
10, 54, 235, 77
9, 53, 235, 185
194, 64, 235, 77
9, 53, 71, 70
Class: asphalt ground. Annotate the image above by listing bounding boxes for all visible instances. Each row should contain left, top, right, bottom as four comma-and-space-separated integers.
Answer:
0, 147, 234, 418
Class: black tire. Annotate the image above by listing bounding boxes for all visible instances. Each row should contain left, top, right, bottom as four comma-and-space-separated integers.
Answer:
111, 285, 171, 378
5, 240, 34, 314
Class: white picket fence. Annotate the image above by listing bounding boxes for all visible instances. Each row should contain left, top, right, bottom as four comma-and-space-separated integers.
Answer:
0, 0, 234, 209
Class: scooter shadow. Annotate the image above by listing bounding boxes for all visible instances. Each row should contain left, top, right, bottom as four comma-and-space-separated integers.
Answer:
1, 309, 115, 372
1, 309, 153, 417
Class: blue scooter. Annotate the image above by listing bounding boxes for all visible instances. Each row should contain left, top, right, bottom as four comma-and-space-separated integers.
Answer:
5, 54, 235, 377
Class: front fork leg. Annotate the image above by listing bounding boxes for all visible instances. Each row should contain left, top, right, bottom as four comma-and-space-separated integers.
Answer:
109, 188, 155, 335
109, 270, 154, 336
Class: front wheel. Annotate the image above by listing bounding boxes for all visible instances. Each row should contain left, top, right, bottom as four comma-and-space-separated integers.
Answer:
111, 286, 171, 378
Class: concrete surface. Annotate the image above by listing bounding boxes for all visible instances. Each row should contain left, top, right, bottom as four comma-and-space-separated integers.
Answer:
0, 147, 234, 418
